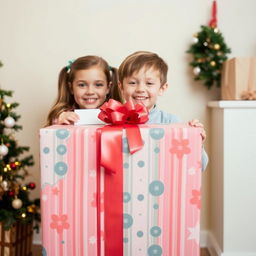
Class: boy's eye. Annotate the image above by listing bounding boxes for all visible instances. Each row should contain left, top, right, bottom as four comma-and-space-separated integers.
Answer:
147, 82, 154, 86
128, 81, 136, 85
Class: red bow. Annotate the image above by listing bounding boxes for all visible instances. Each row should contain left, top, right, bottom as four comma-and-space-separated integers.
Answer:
98, 99, 149, 125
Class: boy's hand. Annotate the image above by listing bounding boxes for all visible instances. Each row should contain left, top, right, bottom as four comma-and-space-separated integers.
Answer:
57, 111, 79, 125
188, 119, 206, 143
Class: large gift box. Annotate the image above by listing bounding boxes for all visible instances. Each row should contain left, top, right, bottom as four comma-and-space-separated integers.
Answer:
221, 57, 256, 100
40, 124, 202, 256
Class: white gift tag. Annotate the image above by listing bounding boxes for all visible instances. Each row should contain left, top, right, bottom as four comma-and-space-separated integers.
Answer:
74, 109, 105, 125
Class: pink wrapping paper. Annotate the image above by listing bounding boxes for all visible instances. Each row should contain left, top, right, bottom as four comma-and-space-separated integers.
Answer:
40, 124, 202, 256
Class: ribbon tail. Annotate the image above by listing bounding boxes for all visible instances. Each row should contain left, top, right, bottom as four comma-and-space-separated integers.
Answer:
126, 125, 144, 154
101, 126, 124, 256
96, 129, 102, 256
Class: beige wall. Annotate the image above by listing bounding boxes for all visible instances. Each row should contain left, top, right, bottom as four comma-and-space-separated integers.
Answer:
0, 0, 255, 233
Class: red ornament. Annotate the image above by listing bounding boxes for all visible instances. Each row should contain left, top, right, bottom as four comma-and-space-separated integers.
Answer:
28, 182, 36, 189
8, 191, 15, 197
10, 162, 17, 170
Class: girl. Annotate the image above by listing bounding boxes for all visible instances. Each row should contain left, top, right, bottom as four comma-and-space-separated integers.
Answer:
46, 55, 121, 126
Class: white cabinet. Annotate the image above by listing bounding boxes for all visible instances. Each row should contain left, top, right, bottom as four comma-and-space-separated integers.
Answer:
208, 101, 256, 256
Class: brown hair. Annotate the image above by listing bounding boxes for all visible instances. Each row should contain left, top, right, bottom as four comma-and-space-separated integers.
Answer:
46, 55, 121, 126
118, 51, 168, 85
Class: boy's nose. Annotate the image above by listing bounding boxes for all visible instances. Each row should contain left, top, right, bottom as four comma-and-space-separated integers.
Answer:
135, 83, 145, 92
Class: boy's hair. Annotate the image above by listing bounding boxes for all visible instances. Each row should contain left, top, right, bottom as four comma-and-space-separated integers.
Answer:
46, 55, 121, 126
118, 51, 168, 85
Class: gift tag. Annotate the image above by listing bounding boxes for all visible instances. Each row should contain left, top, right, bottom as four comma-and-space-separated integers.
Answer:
74, 109, 105, 125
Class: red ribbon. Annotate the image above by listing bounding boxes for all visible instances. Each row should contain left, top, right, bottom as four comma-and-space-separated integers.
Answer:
208, 0, 218, 28
96, 99, 148, 256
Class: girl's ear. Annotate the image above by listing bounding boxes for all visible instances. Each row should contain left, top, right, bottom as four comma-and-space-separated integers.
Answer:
158, 83, 168, 96
69, 82, 74, 94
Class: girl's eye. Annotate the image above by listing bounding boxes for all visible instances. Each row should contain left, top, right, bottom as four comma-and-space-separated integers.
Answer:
95, 83, 104, 87
128, 81, 136, 85
147, 82, 154, 86
78, 82, 86, 87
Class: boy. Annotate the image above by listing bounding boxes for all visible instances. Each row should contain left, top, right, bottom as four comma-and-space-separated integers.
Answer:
118, 51, 208, 170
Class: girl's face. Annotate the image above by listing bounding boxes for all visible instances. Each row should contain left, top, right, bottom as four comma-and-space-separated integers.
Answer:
71, 67, 110, 109
119, 67, 167, 111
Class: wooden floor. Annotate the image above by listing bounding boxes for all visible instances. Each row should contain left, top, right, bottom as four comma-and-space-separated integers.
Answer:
32, 245, 210, 255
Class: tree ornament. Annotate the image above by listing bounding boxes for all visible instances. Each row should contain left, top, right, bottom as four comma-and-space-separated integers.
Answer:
1, 180, 9, 191
0, 144, 8, 156
4, 116, 15, 128
193, 67, 201, 75
28, 182, 36, 190
213, 43, 220, 50
10, 162, 17, 170
8, 190, 15, 197
186, 0, 231, 89
210, 61, 216, 67
21, 212, 27, 218
191, 37, 199, 44
12, 198, 23, 209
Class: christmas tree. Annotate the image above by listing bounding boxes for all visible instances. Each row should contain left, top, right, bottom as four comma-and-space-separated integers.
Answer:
0, 62, 40, 230
187, 0, 231, 89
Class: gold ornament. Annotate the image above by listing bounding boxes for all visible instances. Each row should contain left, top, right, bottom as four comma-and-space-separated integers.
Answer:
210, 61, 216, 67
27, 204, 36, 213
214, 44, 220, 50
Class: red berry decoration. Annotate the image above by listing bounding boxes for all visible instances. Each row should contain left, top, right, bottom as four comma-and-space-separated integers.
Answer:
10, 162, 17, 170
28, 182, 36, 189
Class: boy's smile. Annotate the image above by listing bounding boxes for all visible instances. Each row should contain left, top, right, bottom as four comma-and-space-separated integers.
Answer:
120, 67, 168, 111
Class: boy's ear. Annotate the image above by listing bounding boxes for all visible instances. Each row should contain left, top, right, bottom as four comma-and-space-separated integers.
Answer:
118, 81, 123, 90
158, 83, 168, 96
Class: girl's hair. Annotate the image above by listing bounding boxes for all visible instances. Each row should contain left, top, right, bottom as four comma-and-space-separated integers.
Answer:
118, 51, 168, 85
46, 55, 121, 126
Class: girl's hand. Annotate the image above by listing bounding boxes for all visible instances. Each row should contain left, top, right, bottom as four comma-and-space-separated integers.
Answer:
57, 111, 79, 125
188, 119, 206, 143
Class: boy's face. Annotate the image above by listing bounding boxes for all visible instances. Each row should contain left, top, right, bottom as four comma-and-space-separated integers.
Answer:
119, 67, 168, 111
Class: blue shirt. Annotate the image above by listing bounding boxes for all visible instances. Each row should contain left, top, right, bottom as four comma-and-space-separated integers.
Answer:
148, 106, 208, 171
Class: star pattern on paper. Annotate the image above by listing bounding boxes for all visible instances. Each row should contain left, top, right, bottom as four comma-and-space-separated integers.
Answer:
89, 170, 96, 178
89, 236, 97, 244
187, 222, 200, 244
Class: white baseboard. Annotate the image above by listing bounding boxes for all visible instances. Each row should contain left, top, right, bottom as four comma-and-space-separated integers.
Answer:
202, 230, 256, 256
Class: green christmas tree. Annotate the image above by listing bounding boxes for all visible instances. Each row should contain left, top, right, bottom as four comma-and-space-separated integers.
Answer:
0, 62, 40, 230
187, 0, 231, 89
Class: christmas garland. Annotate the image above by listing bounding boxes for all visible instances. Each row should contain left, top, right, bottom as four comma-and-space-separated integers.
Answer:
187, 1, 231, 89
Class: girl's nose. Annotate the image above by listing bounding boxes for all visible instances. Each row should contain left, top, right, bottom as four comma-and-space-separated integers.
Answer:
85, 85, 95, 95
